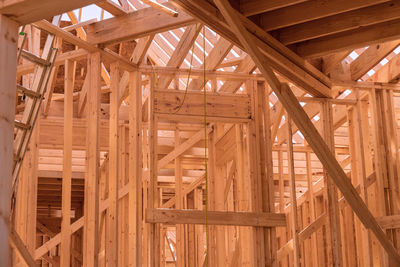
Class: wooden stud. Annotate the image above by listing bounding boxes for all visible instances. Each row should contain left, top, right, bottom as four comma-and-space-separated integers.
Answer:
60, 59, 74, 267
286, 116, 300, 267
320, 101, 343, 267
0, 14, 18, 267
83, 52, 101, 267
129, 70, 143, 266
106, 61, 119, 266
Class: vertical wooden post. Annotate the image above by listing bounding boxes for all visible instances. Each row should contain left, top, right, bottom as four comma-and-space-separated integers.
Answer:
246, 80, 264, 266
175, 129, 185, 267
61, 59, 74, 266
129, 70, 143, 266
258, 81, 277, 266
369, 89, 388, 258
214, 129, 227, 267
107, 62, 120, 266
83, 52, 101, 267
306, 152, 320, 266
321, 101, 343, 267
0, 14, 18, 267
148, 74, 160, 267
235, 124, 254, 267
287, 116, 300, 267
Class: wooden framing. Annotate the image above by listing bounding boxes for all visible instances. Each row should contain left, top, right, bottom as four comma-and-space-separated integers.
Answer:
7, 1, 400, 266
0, 14, 18, 267
83, 52, 101, 267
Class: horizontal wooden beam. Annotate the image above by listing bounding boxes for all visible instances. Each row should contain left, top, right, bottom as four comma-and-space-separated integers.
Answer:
0, 0, 103, 25
294, 18, 400, 58
145, 209, 287, 227
85, 3, 194, 46
277, 1, 400, 45
257, 0, 388, 31
154, 89, 252, 121
376, 215, 400, 230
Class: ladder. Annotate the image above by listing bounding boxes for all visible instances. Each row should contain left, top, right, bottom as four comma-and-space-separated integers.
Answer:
12, 15, 61, 193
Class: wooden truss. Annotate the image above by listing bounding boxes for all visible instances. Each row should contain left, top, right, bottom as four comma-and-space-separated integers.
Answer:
3, 0, 400, 266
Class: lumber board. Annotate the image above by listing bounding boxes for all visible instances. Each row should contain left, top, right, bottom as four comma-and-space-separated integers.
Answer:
145, 209, 286, 227
60, 59, 73, 267
257, 0, 389, 31
294, 18, 400, 58
277, 1, 400, 45
0, 0, 103, 25
154, 89, 251, 120
86, 3, 194, 46
0, 14, 18, 267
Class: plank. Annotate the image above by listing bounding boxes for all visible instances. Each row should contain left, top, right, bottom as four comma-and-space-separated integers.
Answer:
145, 209, 286, 227
174, 129, 185, 267
128, 70, 143, 266
0, 14, 18, 267
154, 89, 251, 120
321, 101, 343, 266
83, 52, 101, 267
60, 59, 73, 267
0, 0, 103, 25
277, 1, 400, 45
294, 18, 400, 58
257, 0, 389, 31
287, 118, 300, 267
86, 3, 194, 46
106, 62, 119, 266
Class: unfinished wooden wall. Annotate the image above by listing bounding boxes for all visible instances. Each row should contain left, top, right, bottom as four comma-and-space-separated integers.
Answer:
7, 10, 400, 267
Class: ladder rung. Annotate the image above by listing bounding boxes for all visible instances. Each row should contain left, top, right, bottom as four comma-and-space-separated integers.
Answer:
14, 120, 31, 130
17, 84, 42, 99
21, 49, 50, 66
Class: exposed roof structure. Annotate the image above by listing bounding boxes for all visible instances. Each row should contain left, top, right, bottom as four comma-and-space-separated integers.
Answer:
2, 0, 400, 266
